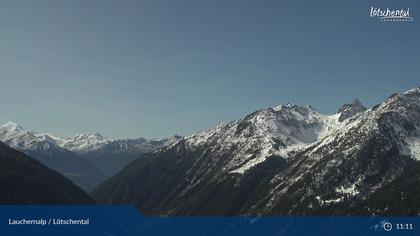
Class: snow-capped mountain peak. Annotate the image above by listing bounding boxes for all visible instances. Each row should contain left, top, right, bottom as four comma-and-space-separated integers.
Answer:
336, 98, 367, 122
404, 87, 420, 95
273, 102, 315, 113
0, 121, 25, 133
0, 122, 77, 149
0, 122, 40, 149
33, 133, 59, 144
61, 133, 112, 153
181, 102, 345, 174
72, 133, 108, 141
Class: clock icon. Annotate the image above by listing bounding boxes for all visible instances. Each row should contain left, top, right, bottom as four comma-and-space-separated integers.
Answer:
383, 222, 393, 231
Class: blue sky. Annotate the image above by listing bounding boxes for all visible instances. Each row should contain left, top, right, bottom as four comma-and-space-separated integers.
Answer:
0, 0, 419, 139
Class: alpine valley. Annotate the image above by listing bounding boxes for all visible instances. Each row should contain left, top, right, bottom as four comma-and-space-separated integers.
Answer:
0, 122, 180, 191
92, 87, 420, 216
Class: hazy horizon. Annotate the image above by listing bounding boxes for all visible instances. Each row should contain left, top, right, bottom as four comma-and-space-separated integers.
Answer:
0, 0, 419, 139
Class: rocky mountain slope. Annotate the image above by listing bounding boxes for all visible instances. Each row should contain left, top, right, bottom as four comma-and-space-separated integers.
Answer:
92, 88, 420, 216
0, 141, 93, 204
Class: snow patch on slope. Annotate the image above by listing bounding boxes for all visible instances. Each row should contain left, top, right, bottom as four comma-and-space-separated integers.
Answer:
406, 137, 420, 160
335, 184, 359, 196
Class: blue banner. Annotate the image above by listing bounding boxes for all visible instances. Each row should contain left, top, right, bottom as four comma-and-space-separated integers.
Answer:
0, 206, 418, 236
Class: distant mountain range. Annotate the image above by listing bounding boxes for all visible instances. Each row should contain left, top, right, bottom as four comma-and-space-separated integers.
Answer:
63, 134, 182, 176
0, 141, 93, 204
92, 87, 420, 216
0, 122, 181, 191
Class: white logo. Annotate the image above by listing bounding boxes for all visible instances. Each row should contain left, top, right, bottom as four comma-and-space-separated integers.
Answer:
370, 6, 414, 22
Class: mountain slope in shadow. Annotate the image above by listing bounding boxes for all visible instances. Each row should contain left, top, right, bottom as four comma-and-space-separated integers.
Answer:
0, 142, 93, 204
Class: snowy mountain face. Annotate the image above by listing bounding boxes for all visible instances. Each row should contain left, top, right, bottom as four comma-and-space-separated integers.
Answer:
92, 88, 420, 216
0, 122, 54, 150
178, 102, 354, 174
251, 89, 420, 215
60, 133, 112, 153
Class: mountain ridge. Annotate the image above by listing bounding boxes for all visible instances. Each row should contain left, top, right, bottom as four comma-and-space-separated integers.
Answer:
92, 87, 420, 216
